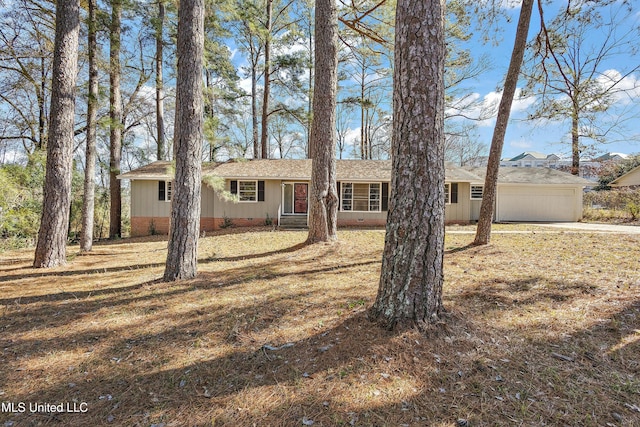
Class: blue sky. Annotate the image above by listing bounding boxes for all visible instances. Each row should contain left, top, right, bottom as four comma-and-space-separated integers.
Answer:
458, 1, 640, 160
209, 1, 640, 161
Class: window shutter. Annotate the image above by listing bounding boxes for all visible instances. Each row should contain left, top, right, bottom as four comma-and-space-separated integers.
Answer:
451, 183, 458, 204
158, 181, 166, 201
230, 180, 238, 195
258, 180, 265, 201
337, 182, 341, 209
382, 182, 389, 211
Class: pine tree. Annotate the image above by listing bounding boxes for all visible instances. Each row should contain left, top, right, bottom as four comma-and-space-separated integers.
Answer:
33, 0, 80, 267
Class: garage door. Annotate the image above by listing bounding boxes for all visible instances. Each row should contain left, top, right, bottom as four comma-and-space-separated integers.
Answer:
496, 186, 577, 222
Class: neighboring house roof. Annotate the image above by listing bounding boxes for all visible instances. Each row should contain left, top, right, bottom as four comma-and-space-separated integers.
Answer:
506, 152, 563, 162
610, 164, 640, 187
508, 151, 550, 161
594, 152, 628, 162
468, 166, 592, 185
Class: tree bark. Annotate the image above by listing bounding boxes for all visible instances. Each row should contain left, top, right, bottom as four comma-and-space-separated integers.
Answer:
306, 26, 313, 158
109, 0, 123, 239
251, 60, 259, 158
156, 0, 166, 161
163, 0, 204, 281
33, 0, 80, 268
38, 56, 47, 151
80, 0, 98, 252
306, 0, 338, 244
369, 0, 445, 329
571, 102, 579, 175
360, 76, 366, 160
260, 0, 272, 159
473, 0, 534, 246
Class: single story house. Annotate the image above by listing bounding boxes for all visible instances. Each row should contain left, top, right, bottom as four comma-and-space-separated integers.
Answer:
609, 164, 640, 188
118, 159, 591, 236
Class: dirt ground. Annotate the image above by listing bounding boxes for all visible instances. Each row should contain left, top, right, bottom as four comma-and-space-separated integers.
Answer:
1, 226, 639, 426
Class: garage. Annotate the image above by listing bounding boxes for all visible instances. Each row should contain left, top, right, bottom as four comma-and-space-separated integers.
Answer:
496, 185, 581, 222
467, 166, 591, 223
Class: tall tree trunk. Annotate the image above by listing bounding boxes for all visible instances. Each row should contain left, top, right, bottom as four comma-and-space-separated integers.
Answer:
156, 0, 166, 160
306, 0, 338, 244
260, 0, 272, 159
251, 61, 259, 158
306, 28, 313, 158
33, 0, 80, 268
109, 0, 123, 239
360, 60, 367, 160
205, 70, 217, 161
571, 102, 579, 175
38, 56, 46, 151
473, 0, 534, 246
80, 0, 99, 252
369, 0, 445, 329
164, 0, 204, 281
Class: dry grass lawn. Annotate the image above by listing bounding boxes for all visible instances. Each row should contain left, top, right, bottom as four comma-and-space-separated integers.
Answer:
1, 226, 639, 426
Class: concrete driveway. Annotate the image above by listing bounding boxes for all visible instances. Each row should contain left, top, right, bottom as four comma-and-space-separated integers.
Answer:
529, 222, 640, 234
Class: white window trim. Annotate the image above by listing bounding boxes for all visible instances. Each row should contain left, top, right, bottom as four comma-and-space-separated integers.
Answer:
160, 180, 172, 202
238, 180, 258, 203
470, 185, 484, 200
445, 183, 451, 205
340, 182, 382, 212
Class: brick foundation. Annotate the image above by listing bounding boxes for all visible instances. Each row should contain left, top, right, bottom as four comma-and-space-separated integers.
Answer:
131, 216, 470, 236
131, 217, 171, 237
337, 218, 387, 228
131, 216, 272, 236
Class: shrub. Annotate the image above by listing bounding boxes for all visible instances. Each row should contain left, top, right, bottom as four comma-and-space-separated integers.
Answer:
220, 214, 234, 229
627, 201, 640, 220
583, 188, 640, 222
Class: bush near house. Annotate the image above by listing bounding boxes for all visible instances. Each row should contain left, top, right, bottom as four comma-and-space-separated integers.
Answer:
0, 155, 119, 251
0, 155, 45, 249
583, 188, 640, 223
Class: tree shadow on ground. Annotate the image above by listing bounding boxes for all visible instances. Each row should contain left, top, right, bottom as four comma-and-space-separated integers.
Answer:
2, 254, 639, 427
455, 276, 600, 311
4, 298, 639, 426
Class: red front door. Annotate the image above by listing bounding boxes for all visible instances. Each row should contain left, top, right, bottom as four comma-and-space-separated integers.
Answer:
294, 183, 308, 214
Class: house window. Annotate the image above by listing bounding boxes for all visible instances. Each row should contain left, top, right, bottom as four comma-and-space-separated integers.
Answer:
341, 182, 381, 212
239, 180, 257, 202
158, 180, 172, 202
230, 180, 265, 202
470, 185, 484, 200
445, 183, 458, 204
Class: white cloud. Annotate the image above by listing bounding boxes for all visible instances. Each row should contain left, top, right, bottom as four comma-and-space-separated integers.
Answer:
345, 128, 360, 144
238, 77, 254, 95
509, 139, 532, 149
596, 69, 640, 105
229, 48, 239, 62
447, 88, 536, 127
